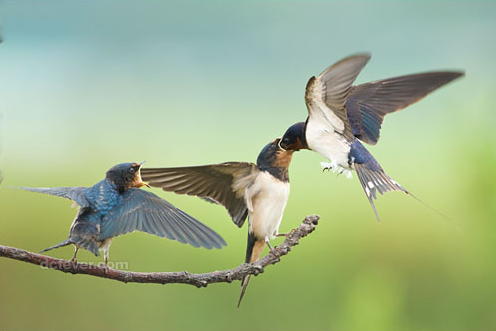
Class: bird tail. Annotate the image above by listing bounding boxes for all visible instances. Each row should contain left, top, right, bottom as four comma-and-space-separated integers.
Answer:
40, 239, 72, 253
355, 162, 455, 226
355, 163, 407, 222
72, 237, 100, 256
237, 232, 265, 308
351, 139, 455, 223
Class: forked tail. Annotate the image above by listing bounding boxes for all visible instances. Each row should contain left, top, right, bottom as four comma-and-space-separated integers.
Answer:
237, 232, 265, 308
355, 162, 454, 225
355, 163, 406, 222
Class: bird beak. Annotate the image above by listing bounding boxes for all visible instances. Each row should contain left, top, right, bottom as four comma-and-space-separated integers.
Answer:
277, 139, 287, 151
137, 161, 150, 188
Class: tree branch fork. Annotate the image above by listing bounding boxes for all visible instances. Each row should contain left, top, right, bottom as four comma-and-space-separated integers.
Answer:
0, 215, 319, 287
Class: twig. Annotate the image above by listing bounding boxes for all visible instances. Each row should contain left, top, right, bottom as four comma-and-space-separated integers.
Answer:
0, 215, 319, 287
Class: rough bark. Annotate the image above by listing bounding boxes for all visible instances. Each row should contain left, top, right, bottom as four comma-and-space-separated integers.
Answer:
0, 215, 319, 287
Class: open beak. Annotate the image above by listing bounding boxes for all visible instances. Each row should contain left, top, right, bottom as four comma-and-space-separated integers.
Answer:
277, 139, 287, 151
137, 161, 150, 188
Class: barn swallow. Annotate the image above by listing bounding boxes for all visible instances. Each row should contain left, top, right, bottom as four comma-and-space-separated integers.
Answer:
140, 138, 294, 307
279, 54, 464, 221
21, 162, 226, 266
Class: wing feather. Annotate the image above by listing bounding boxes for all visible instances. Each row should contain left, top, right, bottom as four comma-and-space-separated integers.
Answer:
346, 71, 464, 145
99, 189, 226, 249
141, 162, 258, 228
305, 54, 371, 141
20, 186, 90, 207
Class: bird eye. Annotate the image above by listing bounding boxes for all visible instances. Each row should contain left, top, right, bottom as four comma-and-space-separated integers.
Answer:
129, 168, 135, 174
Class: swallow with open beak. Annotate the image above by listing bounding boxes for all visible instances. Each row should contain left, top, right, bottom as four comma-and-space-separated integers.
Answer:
140, 139, 294, 307
21, 162, 226, 266
279, 54, 464, 221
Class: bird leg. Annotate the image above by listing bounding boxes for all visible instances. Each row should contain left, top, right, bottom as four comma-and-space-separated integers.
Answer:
70, 246, 79, 264
104, 249, 110, 270
264, 237, 276, 254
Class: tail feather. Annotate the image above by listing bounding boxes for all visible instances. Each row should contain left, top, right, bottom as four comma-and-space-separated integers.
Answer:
355, 163, 407, 222
351, 139, 455, 224
355, 163, 455, 226
72, 237, 100, 256
40, 239, 72, 253
238, 275, 251, 308
238, 233, 265, 308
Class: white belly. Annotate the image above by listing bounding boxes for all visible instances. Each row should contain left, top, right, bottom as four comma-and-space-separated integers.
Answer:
306, 115, 351, 166
246, 172, 290, 241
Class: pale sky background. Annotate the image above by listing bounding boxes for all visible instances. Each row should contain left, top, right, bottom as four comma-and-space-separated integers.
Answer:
1, 2, 496, 330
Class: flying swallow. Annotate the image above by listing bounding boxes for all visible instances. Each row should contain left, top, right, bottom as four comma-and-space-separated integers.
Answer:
140, 138, 294, 307
279, 54, 464, 221
21, 162, 226, 266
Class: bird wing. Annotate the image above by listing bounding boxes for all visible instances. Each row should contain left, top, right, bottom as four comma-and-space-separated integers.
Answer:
20, 186, 90, 207
305, 54, 371, 141
346, 71, 464, 145
140, 162, 259, 228
99, 189, 226, 249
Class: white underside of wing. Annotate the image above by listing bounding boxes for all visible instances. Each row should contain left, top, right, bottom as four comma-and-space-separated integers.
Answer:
305, 76, 352, 175
245, 172, 290, 241
308, 76, 346, 131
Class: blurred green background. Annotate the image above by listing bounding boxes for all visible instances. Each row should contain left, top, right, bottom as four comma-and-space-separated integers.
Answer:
1, 1, 495, 330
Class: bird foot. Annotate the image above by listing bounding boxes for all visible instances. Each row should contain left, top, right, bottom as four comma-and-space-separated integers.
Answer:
320, 161, 338, 173
103, 264, 111, 275
320, 162, 352, 178
264, 238, 277, 254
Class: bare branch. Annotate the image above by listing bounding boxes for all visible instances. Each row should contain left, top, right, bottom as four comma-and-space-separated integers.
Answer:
0, 215, 319, 287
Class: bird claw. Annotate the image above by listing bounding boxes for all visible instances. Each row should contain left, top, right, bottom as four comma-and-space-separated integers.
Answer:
264, 238, 277, 254
320, 161, 353, 178
320, 161, 338, 173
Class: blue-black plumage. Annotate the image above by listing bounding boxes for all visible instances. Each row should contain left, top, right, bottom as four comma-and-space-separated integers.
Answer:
280, 54, 464, 221
21, 162, 226, 266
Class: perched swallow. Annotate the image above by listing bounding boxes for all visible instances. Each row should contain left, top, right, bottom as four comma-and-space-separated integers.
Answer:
140, 138, 294, 307
21, 162, 226, 265
279, 54, 464, 221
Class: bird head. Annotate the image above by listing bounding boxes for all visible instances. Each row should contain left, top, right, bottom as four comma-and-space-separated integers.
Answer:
257, 138, 294, 169
105, 161, 148, 190
279, 122, 307, 151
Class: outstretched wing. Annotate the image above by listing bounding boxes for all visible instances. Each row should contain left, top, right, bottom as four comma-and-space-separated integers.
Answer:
100, 189, 226, 249
20, 186, 90, 207
305, 54, 371, 141
346, 71, 464, 145
140, 162, 258, 228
